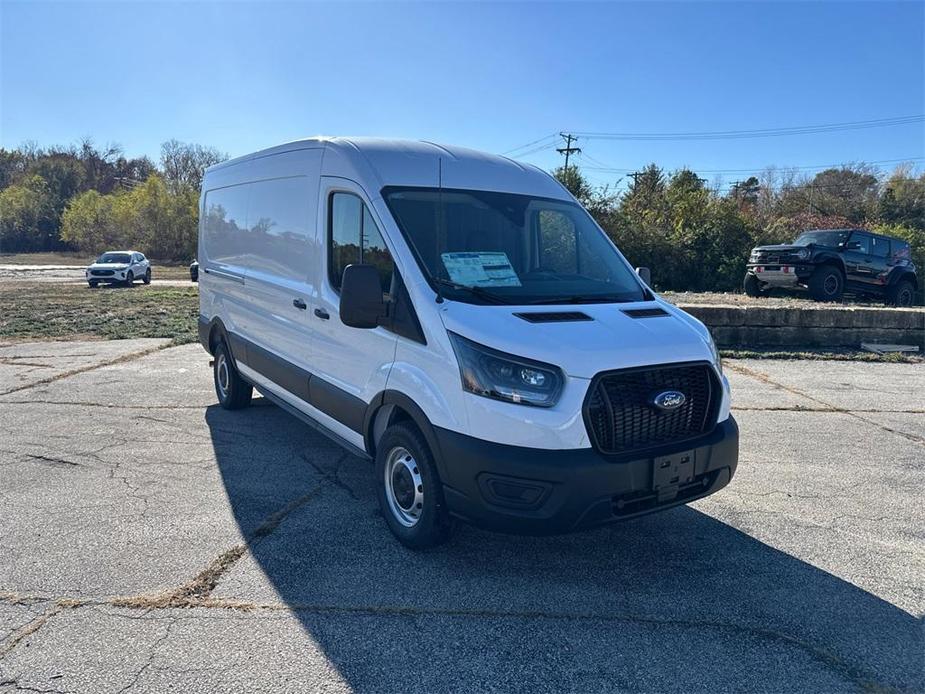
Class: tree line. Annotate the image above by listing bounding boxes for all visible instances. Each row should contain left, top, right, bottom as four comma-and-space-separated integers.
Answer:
556, 162, 924, 293
0, 139, 224, 260
1, 138, 922, 294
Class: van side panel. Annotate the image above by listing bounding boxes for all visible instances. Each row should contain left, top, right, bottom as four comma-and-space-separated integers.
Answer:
200, 149, 322, 379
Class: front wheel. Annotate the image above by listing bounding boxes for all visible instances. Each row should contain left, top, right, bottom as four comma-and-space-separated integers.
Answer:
808, 266, 844, 302
124, 271, 134, 287
143, 268, 151, 284
213, 341, 253, 410
88, 281, 99, 288
376, 422, 452, 549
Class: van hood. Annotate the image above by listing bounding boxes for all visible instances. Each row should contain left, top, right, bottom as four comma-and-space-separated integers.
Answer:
438, 299, 715, 379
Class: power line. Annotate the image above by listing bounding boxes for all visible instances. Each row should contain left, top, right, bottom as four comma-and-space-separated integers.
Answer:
581, 156, 924, 175
500, 132, 559, 156
573, 115, 924, 141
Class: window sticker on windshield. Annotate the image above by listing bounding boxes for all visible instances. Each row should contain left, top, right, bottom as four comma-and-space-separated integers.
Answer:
441, 252, 522, 287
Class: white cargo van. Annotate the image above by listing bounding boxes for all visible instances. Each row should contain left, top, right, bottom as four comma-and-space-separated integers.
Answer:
198, 138, 738, 548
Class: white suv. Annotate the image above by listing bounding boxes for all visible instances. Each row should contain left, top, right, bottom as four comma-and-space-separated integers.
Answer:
86, 251, 151, 287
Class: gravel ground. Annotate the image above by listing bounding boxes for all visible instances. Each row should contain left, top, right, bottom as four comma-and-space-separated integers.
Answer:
0, 342, 922, 693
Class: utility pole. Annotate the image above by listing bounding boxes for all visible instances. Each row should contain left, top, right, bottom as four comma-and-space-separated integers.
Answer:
627, 171, 642, 192
557, 133, 581, 175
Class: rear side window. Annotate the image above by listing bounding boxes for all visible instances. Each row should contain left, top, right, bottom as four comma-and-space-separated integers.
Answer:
246, 177, 312, 282
203, 184, 249, 266
870, 237, 890, 258
329, 193, 393, 294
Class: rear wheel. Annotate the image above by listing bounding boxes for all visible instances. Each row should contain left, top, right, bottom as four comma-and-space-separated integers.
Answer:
808, 265, 843, 302
888, 280, 915, 307
743, 273, 763, 297
213, 341, 253, 410
376, 422, 452, 549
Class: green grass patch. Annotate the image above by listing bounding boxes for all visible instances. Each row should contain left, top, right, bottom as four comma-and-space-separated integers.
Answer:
0, 283, 199, 344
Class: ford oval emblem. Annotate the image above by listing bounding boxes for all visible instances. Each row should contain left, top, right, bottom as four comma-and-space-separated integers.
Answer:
653, 390, 686, 411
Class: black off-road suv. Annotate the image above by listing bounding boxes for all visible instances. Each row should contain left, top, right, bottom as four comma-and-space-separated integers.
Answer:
744, 228, 918, 306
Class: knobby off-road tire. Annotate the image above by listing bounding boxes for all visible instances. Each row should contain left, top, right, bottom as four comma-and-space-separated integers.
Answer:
808, 266, 844, 302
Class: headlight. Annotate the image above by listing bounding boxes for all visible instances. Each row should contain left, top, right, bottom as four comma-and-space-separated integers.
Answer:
796, 248, 810, 260
448, 332, 564, 407
706, 332, 723, 374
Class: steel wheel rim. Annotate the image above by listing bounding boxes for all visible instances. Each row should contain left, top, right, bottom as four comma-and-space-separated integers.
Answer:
384, 446, 423, 528
899, 288, 912, 306
823, 274, 839, 295
216, 353, 230, 400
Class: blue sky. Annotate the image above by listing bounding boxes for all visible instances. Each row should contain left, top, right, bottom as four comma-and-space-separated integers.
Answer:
2, 1, 923, 189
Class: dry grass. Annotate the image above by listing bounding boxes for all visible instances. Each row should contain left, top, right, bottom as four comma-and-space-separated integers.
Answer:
0, 281, 199, 344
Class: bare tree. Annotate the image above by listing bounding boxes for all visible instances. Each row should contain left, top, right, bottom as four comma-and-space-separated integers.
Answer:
160, 139, 227, 192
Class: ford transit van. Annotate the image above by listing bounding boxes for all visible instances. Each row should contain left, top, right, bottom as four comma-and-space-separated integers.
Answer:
197, 138, 738, 548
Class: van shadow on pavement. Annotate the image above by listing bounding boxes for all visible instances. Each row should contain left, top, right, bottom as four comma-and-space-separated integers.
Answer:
205, 402, 920, 692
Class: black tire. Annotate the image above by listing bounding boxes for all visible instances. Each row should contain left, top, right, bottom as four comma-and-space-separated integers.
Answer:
213, 341, 253, 410
808, 265, 844, 302
888, 279, 915, 307
375, 422, 452, 549
743, 273, 763, 297
125, 271, 134, 287
88, 281, 98, 288
143, 268, 151, 284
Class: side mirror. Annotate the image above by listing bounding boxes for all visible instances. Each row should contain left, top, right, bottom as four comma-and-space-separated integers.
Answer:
340, 264, 387, 329
635, 267, 652, 285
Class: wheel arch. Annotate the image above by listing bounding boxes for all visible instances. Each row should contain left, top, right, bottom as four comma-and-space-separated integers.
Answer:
363, 390, 445, 472
888, 269, 918, 289
814, 255, 846, 274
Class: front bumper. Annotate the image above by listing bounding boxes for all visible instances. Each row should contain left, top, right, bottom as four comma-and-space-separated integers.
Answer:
746, 263, 813, 286
435, 416, 739, 535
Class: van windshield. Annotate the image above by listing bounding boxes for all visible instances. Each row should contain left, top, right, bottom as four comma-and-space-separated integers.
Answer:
382, 187, 646, 305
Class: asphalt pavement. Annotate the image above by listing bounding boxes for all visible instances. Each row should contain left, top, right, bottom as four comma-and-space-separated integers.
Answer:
0, 340, 921, 693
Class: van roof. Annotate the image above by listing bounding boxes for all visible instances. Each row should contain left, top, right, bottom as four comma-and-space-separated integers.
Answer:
206, 137, 570, 199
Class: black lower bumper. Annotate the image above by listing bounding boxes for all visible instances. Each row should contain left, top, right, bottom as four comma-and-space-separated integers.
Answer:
434, 416, 739, 535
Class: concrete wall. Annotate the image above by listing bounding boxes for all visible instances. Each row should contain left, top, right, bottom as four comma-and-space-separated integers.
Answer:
678, 304, 925, 349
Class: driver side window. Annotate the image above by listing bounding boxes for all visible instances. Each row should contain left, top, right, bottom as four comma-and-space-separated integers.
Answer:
329, 192, 394, 295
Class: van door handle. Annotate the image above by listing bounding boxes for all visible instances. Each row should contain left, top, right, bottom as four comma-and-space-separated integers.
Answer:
292, 298, 307, 310
313, 308, 330, 320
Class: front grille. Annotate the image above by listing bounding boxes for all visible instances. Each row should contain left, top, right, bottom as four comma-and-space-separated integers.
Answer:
91, 270, 115, 276
584, 362, 718, 455
754, 253, 798, 265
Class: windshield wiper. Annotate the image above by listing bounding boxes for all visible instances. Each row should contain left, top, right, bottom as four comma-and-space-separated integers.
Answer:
432, 278, 512, 305
524, 294, 634, 305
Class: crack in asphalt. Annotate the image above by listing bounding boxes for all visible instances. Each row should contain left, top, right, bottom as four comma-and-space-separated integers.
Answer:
0, 606, 62, 661
0, 401, 204, 410
0, 343, 172, 398
727, 363, 925, 446
114, 617, 176, 694
0, 590, 893, 693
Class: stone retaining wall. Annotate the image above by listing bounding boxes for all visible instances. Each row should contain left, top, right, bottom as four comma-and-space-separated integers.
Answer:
678, 304, 925, 349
